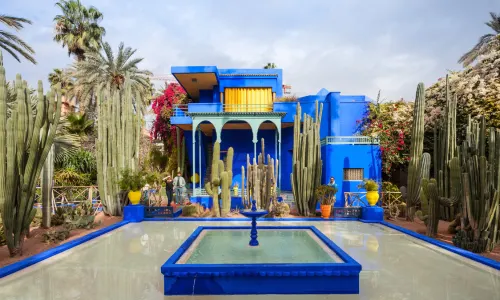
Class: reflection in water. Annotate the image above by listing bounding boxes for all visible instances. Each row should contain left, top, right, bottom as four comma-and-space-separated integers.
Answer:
0, 221, 499, 300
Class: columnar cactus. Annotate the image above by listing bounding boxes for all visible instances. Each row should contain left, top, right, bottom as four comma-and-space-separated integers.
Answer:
406, 83, 427, 220
453, 117, 500, 253
96, 82, 141, 216
291, 101, 323, 216
244, 139, 277, 210
41, 146, 55, 228
205, 141, 233, 217
0, 51, 62, 256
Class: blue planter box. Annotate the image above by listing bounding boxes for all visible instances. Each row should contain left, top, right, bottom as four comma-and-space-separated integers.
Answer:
161, 226, 361, 295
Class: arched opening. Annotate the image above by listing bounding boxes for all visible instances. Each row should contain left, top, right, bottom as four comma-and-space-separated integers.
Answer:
188, 120, 217, 194
219, 120, 254, 189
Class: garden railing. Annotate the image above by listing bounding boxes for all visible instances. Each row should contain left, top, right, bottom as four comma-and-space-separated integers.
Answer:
343, 191, 404, 219
34, 186, 101, 214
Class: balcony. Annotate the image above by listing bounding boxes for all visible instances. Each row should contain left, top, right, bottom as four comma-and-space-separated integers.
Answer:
320, 136, 380, 145
171, 103, 275, 124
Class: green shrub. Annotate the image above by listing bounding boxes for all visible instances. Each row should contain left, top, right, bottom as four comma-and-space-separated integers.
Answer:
0, 220, 5, 247
382, 181, 399, 192
43, 229, 71, 243
182, 205, 198, 217
315, 185, 337, 205
118, 168, 147, 191
358, 179, 379, 192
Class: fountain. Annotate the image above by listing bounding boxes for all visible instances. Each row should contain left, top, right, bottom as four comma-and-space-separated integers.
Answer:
240, 200, 268, 246
160, 200, 362, 295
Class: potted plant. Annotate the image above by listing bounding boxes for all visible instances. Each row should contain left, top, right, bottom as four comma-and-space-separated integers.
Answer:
315, 185, 337, 218
358, 179, 380, 206
118, 168, 147, 205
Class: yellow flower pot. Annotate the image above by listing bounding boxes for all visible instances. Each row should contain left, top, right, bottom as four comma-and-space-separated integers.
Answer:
366, 191, 379, 206
128, 190, 142, 205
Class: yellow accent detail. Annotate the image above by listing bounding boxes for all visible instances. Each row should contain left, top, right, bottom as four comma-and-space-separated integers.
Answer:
128, 190, 142, 205
366, 191, 380, 206
224, 88, 273, 112
191, 173, 200, 184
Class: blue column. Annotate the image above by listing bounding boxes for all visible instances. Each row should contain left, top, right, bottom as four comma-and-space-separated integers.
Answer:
192, 128, 196, 195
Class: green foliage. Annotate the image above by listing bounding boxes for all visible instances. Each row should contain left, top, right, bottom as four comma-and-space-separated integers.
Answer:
458, 12, 500, 67
0, 15, 36, 63
382, 181, 399, 192
54, 0, 106, 61
43, 228, 71, 243
315, 185, 337, 205
263, 62, 277, 69
182, 205, 198, 217
54, 168, 93, 186
56, 149, 97, 176
118, 168, 146, 191
360, 97, 413, 175
358, 179, 379, 192
66, 112, 94, 136
51, 202, 98, 230
72, 41, 152, 111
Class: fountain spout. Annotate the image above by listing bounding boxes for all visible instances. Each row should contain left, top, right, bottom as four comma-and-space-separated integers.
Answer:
240, 200, 268, 246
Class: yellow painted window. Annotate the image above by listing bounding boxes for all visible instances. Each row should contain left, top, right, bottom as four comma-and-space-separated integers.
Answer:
224, 88, 273, 112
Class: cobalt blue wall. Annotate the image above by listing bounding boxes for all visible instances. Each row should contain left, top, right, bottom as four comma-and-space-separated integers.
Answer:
280, 127, 294, 191
323, 144, 382, 207
184, 130, 207, 190
218, 128, 277, 187
218, 69, 283, 97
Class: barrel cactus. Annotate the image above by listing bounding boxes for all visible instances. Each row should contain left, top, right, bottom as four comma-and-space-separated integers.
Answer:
0, 51, 62, 256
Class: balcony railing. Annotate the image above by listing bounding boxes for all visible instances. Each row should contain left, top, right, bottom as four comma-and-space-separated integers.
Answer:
172, 103, 274, 117
321, 136, 380, 145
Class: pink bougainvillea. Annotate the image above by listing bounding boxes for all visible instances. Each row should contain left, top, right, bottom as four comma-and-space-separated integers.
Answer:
150, 83, 187, 145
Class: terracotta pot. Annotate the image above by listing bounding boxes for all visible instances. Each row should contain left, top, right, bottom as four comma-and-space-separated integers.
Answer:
128, 190, 142, 205
366, 191, 379, 206
320, 204, 332, 219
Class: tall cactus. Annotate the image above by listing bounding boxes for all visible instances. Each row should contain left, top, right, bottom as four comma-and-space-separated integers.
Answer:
96, 81, 141, 216
245, 139, 277, 210
205, 141, 233, 217
453, 117, 500, 253
41, 146, 54, 228
406, 83, 426, 220
291, 101, 323, 216
0, 51, 62, 256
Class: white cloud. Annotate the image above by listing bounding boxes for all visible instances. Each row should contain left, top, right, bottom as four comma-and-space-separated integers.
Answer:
2, 0, 498, 101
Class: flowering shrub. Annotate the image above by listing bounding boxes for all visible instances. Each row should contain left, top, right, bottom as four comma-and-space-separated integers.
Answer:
426, 50, 500, 136
150, 83, 187, 144
360, 100, 413, 175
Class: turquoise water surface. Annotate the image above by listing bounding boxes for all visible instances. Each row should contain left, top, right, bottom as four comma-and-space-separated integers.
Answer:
183, 229, 342, 264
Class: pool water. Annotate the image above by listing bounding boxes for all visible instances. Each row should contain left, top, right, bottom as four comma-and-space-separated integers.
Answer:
180, 229, 342, 264
0, 221, 499, 300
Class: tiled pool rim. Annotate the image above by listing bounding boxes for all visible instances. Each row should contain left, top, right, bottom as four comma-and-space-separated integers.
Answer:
1, 215, 499, 280
161, 225, 362, 295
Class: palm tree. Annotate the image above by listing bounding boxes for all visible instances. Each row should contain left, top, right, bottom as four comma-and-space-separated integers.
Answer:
49, 68, 76, 115
459, 12, 500, 67
72, 41, 152, 111
0, 15, 36, 63
264, 62, 277, 69
54, 0, 106, 61
66, 112, 94, 136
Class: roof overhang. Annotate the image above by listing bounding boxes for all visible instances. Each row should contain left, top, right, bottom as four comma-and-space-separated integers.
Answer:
171, 66, 219, 100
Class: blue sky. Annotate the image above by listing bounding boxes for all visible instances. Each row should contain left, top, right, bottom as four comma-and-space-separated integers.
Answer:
2, 0, 499, 101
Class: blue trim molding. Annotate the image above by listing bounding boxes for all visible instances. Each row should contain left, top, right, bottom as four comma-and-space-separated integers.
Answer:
380, 221, 500, 271
0, 221, 130, 279
161, 226, 361, 295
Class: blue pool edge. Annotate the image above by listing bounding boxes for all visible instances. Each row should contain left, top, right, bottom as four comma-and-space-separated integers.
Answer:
161, 225, 362, 295
380, 221, 500, 271
0, 220, 130, 279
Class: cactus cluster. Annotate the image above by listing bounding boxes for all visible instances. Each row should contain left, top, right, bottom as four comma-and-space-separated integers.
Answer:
0, 51, 62, 256
291, 101, 323, 216
205, 141, 233, 217
406, 83, 430, 220
453, 116, 500, 253
242, 138, 278, 210
96, 82, 141, 216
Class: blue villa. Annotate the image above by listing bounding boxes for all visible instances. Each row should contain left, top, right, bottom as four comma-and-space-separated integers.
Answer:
170, 66, 381, 208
